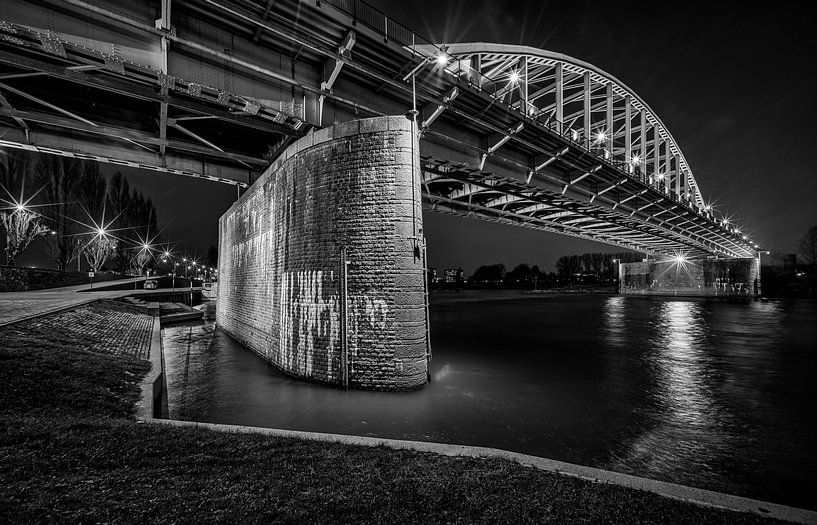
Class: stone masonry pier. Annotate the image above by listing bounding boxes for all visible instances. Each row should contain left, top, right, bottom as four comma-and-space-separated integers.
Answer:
217, 115, 428, 391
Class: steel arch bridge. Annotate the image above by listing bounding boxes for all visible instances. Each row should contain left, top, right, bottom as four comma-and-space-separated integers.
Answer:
0, 0, 758, 259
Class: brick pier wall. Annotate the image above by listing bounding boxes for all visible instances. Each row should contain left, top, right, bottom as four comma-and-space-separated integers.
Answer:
217, 116, 428, 390
620, 257, 760, 297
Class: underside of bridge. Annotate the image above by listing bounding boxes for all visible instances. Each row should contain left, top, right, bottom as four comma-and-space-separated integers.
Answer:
0, 1, 764, 389
0, 0, 759, 259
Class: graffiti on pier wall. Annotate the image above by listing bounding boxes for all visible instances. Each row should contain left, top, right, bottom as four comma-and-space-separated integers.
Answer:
348, 295, 390, 370
279, 270, 341, 380
228, 229, 277, 296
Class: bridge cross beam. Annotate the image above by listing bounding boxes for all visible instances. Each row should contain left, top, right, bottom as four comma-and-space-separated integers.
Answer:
590, 177, 627, 203
624, 94, 632, 165
421, 86, 459, 130
665, 142, 673, 195
155, 0, 172, 159
319, 30, 356, 126
0, 90, 29, 143
583, 71, 591, 146
479, 121, 524, 169
605, 82, 613, 154
561, 165, 602, 195
527, 146, 569, 183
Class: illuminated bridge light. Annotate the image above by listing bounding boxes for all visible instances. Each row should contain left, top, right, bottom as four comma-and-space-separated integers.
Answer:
631, 154, 641, 166
509, 70, 520, 83
436, 53, 448, 66
596, 131, 606, 143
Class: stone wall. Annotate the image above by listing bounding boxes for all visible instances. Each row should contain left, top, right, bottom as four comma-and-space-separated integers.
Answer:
217, 116, 428, 390
0, 266, 125, 292
619, 257, 760, 297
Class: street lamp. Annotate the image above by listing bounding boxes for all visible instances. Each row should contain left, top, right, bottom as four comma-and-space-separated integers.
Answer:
612, 258, 621, 289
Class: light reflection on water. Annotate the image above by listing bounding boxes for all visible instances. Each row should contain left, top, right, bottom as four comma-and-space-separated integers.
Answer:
607, 300, 729, 486
163, 294, 817, 510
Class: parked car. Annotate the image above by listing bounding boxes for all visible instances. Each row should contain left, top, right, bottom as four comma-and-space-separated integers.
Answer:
144, 279, 158, 290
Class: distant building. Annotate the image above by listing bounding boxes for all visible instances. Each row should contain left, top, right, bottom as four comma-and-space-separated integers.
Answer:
443, 268, 464, 284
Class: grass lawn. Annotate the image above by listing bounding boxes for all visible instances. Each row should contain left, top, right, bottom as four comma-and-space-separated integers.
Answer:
0, 313, 785, 523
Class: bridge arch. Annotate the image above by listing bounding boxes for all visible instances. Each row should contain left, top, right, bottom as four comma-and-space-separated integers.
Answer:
418, 42, 704, 209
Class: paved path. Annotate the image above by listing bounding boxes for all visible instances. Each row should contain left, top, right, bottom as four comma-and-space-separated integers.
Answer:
1, 301, 155, 359
0, 278, 201, 326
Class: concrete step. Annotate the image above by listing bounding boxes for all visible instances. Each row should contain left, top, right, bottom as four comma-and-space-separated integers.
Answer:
158, 302, 185, 313
161, 311, 203, 325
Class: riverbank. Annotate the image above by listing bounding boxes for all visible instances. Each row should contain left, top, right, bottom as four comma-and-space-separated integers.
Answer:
0, 303, 794, 523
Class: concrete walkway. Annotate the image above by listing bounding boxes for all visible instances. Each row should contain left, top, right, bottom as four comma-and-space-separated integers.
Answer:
0, 278, 200, 326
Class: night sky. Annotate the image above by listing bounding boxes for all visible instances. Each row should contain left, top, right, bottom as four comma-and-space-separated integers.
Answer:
14, 0, 817, 274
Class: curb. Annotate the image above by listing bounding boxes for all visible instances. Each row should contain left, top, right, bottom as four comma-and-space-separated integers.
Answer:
138, 336, 816, 525
136, 315, 166, 420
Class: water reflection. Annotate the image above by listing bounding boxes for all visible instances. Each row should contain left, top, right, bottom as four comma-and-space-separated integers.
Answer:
608, 301, 733, 488
603, 296, 626, 348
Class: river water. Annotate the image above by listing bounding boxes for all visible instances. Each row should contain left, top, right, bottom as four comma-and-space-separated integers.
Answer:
163, 292, 817, 510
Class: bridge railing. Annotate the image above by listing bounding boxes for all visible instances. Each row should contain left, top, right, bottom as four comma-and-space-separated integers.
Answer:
322, 0, 440, 51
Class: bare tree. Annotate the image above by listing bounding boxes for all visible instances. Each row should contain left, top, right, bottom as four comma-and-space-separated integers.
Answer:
35, 155, 82, 270
1, 208, 49, 266
83, 235, 117, 272
106, 172, 160, 275
129, 248, 152, 276
799, 226, 817, 266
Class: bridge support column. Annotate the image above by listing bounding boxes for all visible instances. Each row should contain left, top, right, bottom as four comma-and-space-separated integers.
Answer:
619, 257, 760, 298
217, 115, 428, 390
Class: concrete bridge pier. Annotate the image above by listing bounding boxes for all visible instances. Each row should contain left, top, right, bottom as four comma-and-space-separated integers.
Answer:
619, 256, 761, 298
216, 115, 429, 390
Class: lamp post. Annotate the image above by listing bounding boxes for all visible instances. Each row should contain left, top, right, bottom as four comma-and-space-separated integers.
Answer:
188, 263, 195, 306
612, 258, 621, 292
